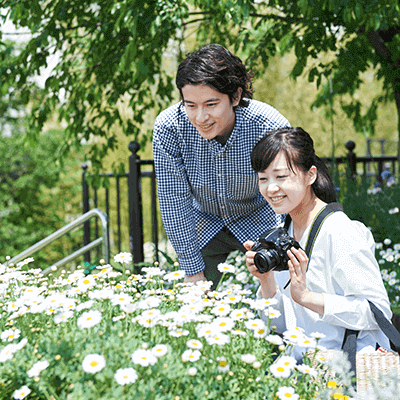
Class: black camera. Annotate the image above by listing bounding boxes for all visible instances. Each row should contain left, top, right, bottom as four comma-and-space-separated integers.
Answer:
251, 227, 301, 274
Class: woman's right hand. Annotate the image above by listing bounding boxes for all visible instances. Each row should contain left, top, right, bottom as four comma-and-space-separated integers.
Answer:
244, 240, 258, 276
244, 240, 277, 299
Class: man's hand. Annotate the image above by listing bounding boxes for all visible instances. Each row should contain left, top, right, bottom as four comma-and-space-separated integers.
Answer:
184, 271, 206, 284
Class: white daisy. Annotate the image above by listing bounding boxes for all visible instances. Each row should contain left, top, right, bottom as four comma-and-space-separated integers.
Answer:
141, 267, 164, 277
235, 271, 249, 283
53, 310, 74, 324
131, 349, 157, 367
188, 367, 197, 376
263, 307, 281, 319
296, 364, 318, 377
245, 318, 266, 331
151, 344, 168, 357
216, 356, 230, 373
111, 293, 133, 306
77, 275, 97, 291
276, 355, 297, 370
82, 354, 106, 373
0, 343, 18, 362
269, 362, 291, 378
283, 329, 303, 344
114, 252, 133, 264
254, 326, 268, 338
196, 323, 215, 338
206, 332, 230, 345
217, 263, 235, 273
241, 353, 257, 364
276, 386, 299, 400
15, 338, 28, 350
211, 317, 235, 332
231, 329, 247, 337
250, 297, 278, 310
164, 270, 186, 281
297, 336, 317, 348
230, 308, 247, 320
310, 332, 326, 340
182, 349, 201, 363
13, 385, 31, 400
114, 367, 138, 385
265, 334, 284, 346
77, 310, 102, 329
186, 339, 203, 350
223, 294, 242, 304
27, 360, 50, 377
211, 303, 231, 317
169, 329, 190, 337
1, 328, 21, 342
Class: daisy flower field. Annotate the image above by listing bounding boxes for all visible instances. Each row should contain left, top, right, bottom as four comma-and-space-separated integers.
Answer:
0, 248, 395, 399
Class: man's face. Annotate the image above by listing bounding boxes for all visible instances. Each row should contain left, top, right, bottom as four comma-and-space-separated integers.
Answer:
181, 84, 240, 142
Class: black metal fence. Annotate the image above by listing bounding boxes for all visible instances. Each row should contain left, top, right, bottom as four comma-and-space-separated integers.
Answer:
82, 140, 399, 266
82, 141, 159, 267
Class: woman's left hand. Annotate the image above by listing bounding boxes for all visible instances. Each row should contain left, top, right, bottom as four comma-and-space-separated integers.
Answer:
287, 247, 309, 305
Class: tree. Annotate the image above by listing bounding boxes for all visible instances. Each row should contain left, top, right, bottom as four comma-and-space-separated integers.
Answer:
1, 0, 399, 176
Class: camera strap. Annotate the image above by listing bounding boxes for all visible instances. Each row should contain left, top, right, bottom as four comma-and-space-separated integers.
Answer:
283, 202, 343, 289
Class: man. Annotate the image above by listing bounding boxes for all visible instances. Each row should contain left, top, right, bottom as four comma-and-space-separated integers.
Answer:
153, 44, 290, 288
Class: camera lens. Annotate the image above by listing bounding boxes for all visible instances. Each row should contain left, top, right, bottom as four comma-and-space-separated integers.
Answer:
254, 249, 280, 273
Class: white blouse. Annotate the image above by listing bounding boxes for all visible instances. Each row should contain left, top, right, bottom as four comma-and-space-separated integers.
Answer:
259, 211, 392, 360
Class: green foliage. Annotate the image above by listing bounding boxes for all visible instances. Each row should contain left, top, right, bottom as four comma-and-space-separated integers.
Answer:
1, 0, 399, 178
1, 0, 189, 178
340, 174, 400, 244
0, 128, 89, 266
0, 130, 59, 262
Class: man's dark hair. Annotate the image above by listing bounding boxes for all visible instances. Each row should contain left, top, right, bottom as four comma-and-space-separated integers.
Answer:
176, 44, 254, 108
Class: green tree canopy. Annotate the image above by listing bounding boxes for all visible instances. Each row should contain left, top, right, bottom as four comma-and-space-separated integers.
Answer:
1, 0, 399, 175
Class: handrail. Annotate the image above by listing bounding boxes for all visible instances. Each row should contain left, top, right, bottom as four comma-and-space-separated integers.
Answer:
7, 209, 109, 275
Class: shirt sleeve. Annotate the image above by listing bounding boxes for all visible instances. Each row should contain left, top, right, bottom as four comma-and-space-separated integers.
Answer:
320, 216, 392, 331
153, 116, 205, 276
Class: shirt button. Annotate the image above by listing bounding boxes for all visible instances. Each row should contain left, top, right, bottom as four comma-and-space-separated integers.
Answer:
219, 194, 223, 197
217, 174, 222, 177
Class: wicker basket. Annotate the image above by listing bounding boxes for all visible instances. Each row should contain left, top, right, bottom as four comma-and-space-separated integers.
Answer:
306, 349, 400, 392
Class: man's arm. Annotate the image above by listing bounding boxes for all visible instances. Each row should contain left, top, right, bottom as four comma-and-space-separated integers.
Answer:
152, 118, 206, 279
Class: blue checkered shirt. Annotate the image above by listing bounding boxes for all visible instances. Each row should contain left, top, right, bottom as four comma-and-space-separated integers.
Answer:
153, 99, 290, 275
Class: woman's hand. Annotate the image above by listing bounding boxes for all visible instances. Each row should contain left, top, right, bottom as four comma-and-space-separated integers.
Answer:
287, 247, 324, 316
244, 240, 277, 299
287, 247, 309, 304
244, 240, 269, 280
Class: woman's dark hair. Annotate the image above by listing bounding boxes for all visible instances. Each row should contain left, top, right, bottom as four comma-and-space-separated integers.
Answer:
176, 44, 254, 108
251, 127, 337, 203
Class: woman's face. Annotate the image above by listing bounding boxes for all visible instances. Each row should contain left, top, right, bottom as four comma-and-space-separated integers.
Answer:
257, 151, 316, 215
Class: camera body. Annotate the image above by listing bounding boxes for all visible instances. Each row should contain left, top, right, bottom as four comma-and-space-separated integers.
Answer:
251, 227, 301, 274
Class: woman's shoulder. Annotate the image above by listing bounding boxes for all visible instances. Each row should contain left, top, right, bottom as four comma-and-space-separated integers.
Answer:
319, 210, 375, 249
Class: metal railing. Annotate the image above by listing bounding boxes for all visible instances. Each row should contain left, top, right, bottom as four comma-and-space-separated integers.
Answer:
8, 209, 109, 275
82, 140, 399, 267
82, 141, 159, 267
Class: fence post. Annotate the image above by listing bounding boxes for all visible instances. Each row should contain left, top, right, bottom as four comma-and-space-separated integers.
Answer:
82, 163, 91, 263
380, 139, 386, 156
345, 140, 357, 179
128, 141, 144, 271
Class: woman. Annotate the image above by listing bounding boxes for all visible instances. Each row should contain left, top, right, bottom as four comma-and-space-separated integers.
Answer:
245, 127, 391, 360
